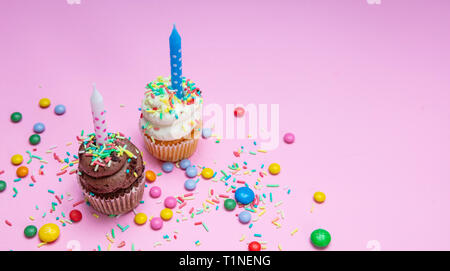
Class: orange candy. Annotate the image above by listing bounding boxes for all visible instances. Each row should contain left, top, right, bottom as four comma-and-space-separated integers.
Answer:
145, 170, 156, 182
16, 166, 29, 178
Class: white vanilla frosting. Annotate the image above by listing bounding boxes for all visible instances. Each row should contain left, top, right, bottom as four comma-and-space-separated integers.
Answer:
140, 76, 203, 141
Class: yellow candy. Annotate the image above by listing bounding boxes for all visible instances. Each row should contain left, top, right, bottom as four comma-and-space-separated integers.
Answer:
201, 168, 214, 179
39, 98, 51, 108
160, 208, 173, 221
38, 223, 60, 243
11, 154, 23, 165
314, 192, 326, 203
134, 213, 148, 225
268, 163, 281, 175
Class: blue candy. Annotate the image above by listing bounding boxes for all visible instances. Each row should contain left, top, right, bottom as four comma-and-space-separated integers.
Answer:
33, 122, 45, 133
238, 211, 252, 224
179, 159, 191, 170
202, 128, 212, 138
185, 166, 198, 178
162, 162, 174, 173
184, 179, 197, 191
234, 187, 255, 205
54, 104, 66, 115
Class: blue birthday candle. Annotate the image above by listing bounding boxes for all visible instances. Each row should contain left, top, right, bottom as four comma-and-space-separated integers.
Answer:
169, 24, 183, 99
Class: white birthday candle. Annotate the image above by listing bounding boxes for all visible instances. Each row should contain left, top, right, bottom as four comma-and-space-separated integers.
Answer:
90, 84, 108, 145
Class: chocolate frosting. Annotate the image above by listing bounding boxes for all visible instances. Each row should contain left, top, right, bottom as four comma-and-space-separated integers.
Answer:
77, 138, 144, 195
78, 141, 127, 178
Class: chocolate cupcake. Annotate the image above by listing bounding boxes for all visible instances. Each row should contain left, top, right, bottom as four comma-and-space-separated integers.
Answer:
77, 132, 145, 215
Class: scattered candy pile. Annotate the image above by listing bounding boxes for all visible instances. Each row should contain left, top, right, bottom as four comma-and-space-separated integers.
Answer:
9, 97, 66, 146
2, 98, 332, 251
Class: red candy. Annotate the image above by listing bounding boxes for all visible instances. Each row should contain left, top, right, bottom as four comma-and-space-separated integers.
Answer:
248, 241, 261, 251
69, 209, 82, 222
234, 107, 245, 118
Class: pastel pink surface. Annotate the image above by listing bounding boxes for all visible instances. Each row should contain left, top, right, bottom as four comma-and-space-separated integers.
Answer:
0, 0, 450, 251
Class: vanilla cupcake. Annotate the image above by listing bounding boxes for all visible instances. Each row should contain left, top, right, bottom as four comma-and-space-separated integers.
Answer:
139, 76, 202, 161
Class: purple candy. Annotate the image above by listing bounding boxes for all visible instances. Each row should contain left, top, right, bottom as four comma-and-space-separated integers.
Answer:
186, 166, 198, 178
179, 159, 191, 170
33, 122, 45, 134
238, 211, 252, 224
184, 179, 196, 191
54, 104, 66, 115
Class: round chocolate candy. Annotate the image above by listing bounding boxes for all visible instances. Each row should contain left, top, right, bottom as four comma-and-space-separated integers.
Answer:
162, 162, 174, 173
202, 128, 212, 138
10, 112, 22, 123
234, 107, 245, 117
0, 181, 7, 192
29, 134, 41, 145
238, 211, 252, 224
54, 104, 66, 115
310, 229, 331, 248
185, 166, 198, 178
224, 198, 237, 211
234, 187, 255, 205
184, 179, 196, 191
150, 217, 163, 230
149, 186, 162, 198
33, 122, 45, 133
179, 159, 191, 170
39, 98, 51, 108
164, 196, 177, 209
248, 241, 261, 251
283, 132, 295, 144
69, 209, 82, 222
24, 225, 38, 238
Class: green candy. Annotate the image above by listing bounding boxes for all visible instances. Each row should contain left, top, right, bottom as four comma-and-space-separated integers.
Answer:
10, 112, 22, 123
29, 134, 41, 145
224, 198, 237, 211
24, 225, 37, 238
310, 229, 331, 248
0, 180, 6, 192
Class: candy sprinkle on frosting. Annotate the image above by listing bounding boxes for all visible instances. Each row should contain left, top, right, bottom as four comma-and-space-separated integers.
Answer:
144, 76, 202, 113
77, 131, 135, 171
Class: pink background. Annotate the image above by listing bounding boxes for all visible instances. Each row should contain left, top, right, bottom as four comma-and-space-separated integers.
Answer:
1, 0, 450, 251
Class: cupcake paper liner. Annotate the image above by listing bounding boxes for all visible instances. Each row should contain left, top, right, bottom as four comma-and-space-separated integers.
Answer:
143, 134, 199, 162
78, 175, 145, 215
140, 120, 202, 162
